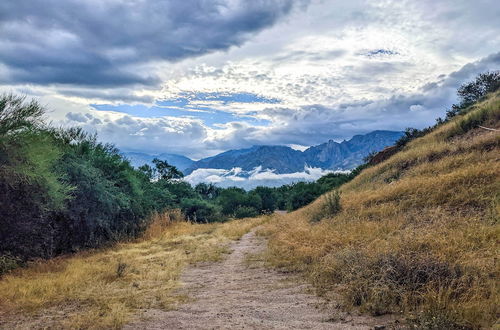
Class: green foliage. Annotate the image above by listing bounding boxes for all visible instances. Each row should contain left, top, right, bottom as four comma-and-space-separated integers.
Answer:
215, 187, 265, 218
234, 206, 259, 219
317, 172, 351, 189
0, 95, 183, 261
446, 70, 500, 120
395, 127, 431, 148
161, 181, 197, 204
0, 97, 73, 211
252, 186, 278, 213
0, 254, 23, 276
310, 190, 341, 222
286, 182, 319, 210
195, 182, 221, 200
0, 94, 44, 135
217, 187, 245, 215
152, 158, 184, 181
268, 171, 354, 212
324, 190, 341, 215
180, 198, 222, 223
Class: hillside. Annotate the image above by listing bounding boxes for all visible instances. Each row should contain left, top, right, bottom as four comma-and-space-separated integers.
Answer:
185, 130, 403, 174
260, 91, 500, 328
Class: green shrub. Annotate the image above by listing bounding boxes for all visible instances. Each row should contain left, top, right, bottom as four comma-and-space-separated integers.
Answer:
0, 254, 23, 276
180, 198, 222, 223
234, 206, 259, 219
310, 190, 341, 222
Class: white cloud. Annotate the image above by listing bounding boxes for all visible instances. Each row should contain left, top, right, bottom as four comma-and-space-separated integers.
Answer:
184, 166, 347, 190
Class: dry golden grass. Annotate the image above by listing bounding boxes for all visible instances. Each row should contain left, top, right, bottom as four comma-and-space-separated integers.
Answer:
259, 92, 500, 329
0, 212, 267, 329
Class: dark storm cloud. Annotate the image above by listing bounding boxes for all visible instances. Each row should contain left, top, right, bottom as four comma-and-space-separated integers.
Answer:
0, 0, 302, 86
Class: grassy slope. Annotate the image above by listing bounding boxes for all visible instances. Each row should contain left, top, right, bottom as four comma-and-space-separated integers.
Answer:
260, 91, 500, 328
0, 211, 267, 329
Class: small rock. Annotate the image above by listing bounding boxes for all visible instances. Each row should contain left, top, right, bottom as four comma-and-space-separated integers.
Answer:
374, 326, 386, 330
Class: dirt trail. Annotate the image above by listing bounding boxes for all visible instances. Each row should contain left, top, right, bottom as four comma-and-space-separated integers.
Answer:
125, 229, 393, 329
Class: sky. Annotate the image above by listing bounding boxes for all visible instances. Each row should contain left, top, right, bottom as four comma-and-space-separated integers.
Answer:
1, 0, 499, 160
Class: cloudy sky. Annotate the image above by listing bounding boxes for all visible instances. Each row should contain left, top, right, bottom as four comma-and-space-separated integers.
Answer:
1, 0, 499, 159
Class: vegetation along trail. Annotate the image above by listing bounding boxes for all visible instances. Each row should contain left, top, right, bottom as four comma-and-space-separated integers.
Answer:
125, 222, 393, 329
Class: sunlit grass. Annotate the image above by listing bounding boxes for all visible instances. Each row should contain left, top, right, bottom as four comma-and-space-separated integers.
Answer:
259, 92, 500, 328
0, 212, 267, 329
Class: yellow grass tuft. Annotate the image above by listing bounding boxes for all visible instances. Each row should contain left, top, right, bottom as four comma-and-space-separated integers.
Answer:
0, 211, 267, 329
259, 92, 500, 328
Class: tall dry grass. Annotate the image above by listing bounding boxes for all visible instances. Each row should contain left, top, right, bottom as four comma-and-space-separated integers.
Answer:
259, 92, 500, 329
0, 210, 267, 329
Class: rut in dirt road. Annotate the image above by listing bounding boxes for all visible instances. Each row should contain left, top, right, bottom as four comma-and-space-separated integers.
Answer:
125, 229, 392, 329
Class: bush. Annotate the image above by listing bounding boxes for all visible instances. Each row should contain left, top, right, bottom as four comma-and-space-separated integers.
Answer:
217, 187, 262, 216
180, 198, 221, 223
395, 127, 430, 148
286, 182, 320, 210
324, 190, 341, 215
310, 190, 341, 222
234, 206, 259, 219
252, 186, 278, 213
0, 95, 181, 262
0, 254, 23, 276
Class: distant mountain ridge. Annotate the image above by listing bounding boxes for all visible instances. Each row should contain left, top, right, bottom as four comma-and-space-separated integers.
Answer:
303, 130, 405, 170
123, 130, 403, 175
122, 152, 194, 172
185, 130, 403, 174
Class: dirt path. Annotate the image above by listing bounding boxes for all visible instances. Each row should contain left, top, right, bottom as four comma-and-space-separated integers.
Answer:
125, 229, 394, 329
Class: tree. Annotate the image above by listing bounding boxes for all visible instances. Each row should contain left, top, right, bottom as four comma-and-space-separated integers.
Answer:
152, 158, 184, 181
252, 186, 277, 213
217, 187, 247, 215
317, 172, 351, 191
446, 71, 500, 119
216, 187, 262, 217
195, 182, 221, 200
0, 94, 44, 135
180, 198, 221, 223
138, 164, 155, 180
457, 71, 500, 106
286, 182, 319, 211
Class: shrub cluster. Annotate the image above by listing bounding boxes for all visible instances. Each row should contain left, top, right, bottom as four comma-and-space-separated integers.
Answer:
0, 95, 175, 261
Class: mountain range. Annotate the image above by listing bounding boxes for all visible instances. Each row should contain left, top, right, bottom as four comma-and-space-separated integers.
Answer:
121, 152, 195, 173
123, 130, 404, 175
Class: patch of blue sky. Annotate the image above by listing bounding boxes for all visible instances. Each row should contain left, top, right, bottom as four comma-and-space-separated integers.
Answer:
178, 92, 280, 105
361, 49, 400, 58
91, 92, 276, 126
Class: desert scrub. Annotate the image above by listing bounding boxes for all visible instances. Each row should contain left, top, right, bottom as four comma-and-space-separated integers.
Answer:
310, 190, 341, 222
0, 211, 267, 329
